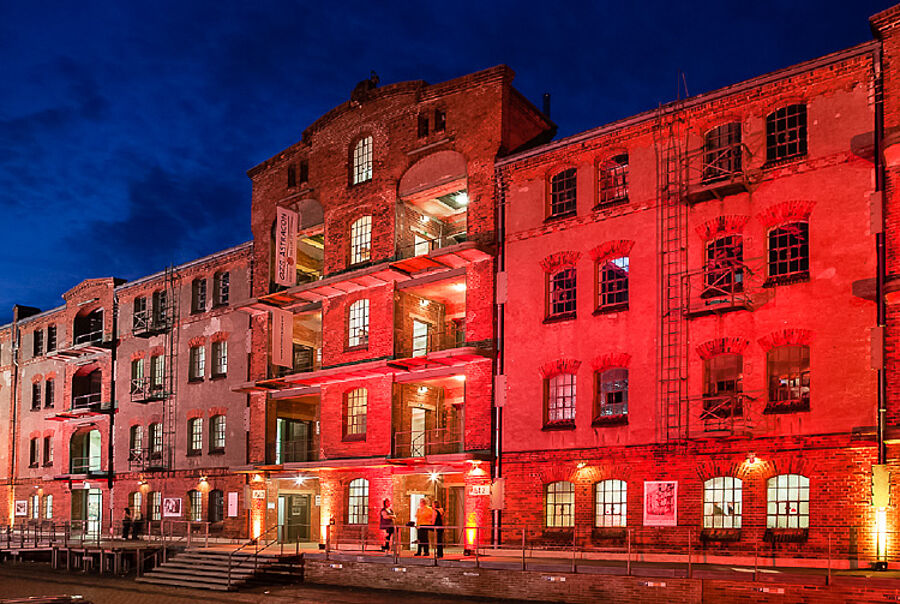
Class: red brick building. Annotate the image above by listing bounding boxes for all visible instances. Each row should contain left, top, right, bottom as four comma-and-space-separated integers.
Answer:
238, 66, 553, 546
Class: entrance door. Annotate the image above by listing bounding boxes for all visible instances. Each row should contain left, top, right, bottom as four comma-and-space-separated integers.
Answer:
278, 494, 311, 543
409, 493, 426, 550
410, 408, 426, 456
71, 489, 102, 539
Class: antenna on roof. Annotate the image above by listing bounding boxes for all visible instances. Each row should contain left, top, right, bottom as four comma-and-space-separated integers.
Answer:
542, 93, 551, 118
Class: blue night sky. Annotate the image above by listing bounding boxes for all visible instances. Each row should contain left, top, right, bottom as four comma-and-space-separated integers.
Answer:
0, 1, 892, 323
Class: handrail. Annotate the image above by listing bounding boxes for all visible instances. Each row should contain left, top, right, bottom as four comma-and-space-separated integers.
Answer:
227, 524, 281, 589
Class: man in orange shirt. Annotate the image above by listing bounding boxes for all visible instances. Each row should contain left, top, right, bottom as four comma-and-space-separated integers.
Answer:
414, 498, 435, 556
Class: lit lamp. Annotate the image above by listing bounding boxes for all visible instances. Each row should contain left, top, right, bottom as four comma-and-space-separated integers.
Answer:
872, 465, 891, 571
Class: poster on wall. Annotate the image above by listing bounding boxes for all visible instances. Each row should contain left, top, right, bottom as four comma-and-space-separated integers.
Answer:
643, 481, 677, 526
227, 491, 239, 518
274, 206, 298, 287
162, 497, 182, 518
14, 500, 27, 517
271, 307, 293, 368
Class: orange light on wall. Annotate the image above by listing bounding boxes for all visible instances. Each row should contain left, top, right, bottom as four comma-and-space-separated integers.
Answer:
250, 485, 266, 540
465, 511, 478, 549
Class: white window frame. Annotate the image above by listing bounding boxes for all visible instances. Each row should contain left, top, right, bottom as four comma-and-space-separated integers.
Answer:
545, 481, 575, 528
348, 299, 370, 348
350, 216, 373, 265
595, 479, 627, 527
352, 136, 373, 184
767, 474, 809, 529
703, 477, 742, 529
347, 478, 369, 524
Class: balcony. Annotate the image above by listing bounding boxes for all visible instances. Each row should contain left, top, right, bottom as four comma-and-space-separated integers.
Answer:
272, 344, 321, 379
130, 377, 169, 403
69, 455, 103, 476
132, 308, 173, 338
683, 264, 761, 318
687, 392, 757, 438
266, 439, 318, 465
393, 424, 463, 458
127, 446, 169, 471
684, 141, 752, 204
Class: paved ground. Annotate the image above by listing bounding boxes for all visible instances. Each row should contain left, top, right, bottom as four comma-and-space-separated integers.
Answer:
0, 562, 517, 604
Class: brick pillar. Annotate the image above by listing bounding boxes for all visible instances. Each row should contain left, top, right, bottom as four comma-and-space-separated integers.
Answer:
463, 461, 491, 551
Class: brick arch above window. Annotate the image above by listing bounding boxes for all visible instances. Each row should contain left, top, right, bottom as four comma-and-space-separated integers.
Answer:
540, 251, 582, 274
589, 240, 634, 265
696, 459, 747, 482
149, 345, 165, 357
539, 358, 581, 379
591, 352, 631, 373
131, 350, 146, 361
188, 336, 207, 348
695, 216, 750, 241
186, 409, 205, 420
757, 200, 816, 229
760, 458, 809, 483
757, 328, 812, 352
211, 331, 229, 343
536, 466, 577, 485
31, 374, 43, 384
696, 337, 750, 360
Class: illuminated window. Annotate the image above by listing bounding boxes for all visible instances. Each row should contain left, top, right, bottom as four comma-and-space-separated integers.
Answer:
598, 154, 628, 205
548, 268, 576, 318
149, 423, 163, 456
347, 478, 369, 524
349, 216, 372, 265
213, 271, 230, 306
31, 495, 39, 520
149, 491, 161, 521
188, 418, 203, 455
703, 477, 742, 529
344, 388, 367, 439
767, 345, 810, 412
191, 278, 207, 313
352, 136, 373, 184
705, 236, 743, 295
210, 415, 226, 452
129, 491, 143, 520
209, 489, 224, 523
595, 479, 627, 527
767, 222, 809, 282
595, 368, 628, 420
545, 481, 575, 528
703, 123, 742, 182
212, 341, 228, 377
766, 104, 807, 163
598, 257, 629, 311
43, 494, 53, 519
546, 373, 576, 425
188, 489, 203, 522
549, 168, 577, 218
348, 299, 369, 348
767, 474, 809, 529
189, 346, 205, 381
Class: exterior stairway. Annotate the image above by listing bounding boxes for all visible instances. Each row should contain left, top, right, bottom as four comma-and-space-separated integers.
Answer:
135, 547, 301, 591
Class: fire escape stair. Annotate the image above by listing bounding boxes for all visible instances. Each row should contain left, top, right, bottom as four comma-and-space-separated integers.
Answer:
135, 548, 301, 591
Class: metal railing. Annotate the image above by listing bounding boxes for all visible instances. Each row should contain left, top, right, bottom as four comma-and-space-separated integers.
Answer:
127, 446, 168, 471
130, 377, 168, 402
72, 392, 103, 409
393, 424, 463, 458
395, 231, 468, 261
132, 309, 173, 335
267, 439, 318, 464
73, 329, 104, 346
682, 263, 754, 316
69, 455, 102, 474
227, 524, 292, 589
394, 322, 465, 359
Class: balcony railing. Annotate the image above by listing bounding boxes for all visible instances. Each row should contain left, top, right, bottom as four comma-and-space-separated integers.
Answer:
267, 439, 318, 465
685, 142, 751, 203
393, 424, 463, 458
73, 329, 104, 346
130, 377, 168, 402
133, 309, 173, 336
272, 346, 321, 378
395, 232, 467, 261
394, 322, 465, 359
683, 264, 752, 317
127, 446, 168, 471
70, 455, 102, 475
72, 392, 102, 409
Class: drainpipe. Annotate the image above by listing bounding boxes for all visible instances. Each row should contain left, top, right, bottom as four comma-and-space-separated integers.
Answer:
874, 46, 887, 465
107, 296, 118, 538
8, 311, 21, 524
492, 167, 508, 544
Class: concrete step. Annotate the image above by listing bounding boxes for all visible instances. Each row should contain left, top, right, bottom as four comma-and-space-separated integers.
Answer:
135, 575, 234, 591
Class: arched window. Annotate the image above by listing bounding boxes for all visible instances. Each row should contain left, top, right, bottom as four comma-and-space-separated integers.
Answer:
548, 168, 577, 217
598, 154, 628, 205
347, 478, 369, 524
703, 477, 742, 529
766, 345, 810, 412
767, 222, 809, 281
209, 489, 224, 523
703, 123, 742, 182
349, 216, 372, 265
545, 373, 576, 426
70, 429, 101, 474
547, 268, 576, 318
595, 479, 627, 527
348, 299, 370, 348
705, 235, 743, 295
545, 481, 575, 528
148, 491, 161, 521
188, 418, 203, 455
210, 415, 226, 452
766, 104, 807, 162
344, 388, 368, 439
129, 491, 143, 521
351, 136, 373, 184
188, 489, 203, 522
767, 474, 809, 529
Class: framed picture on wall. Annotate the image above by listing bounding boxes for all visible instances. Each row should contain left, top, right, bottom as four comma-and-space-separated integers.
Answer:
162, 497, 182, 518
643, 481, 677, 526
14, 500, 27, 517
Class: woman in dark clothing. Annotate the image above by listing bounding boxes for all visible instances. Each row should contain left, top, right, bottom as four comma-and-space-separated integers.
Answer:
122, 507, 132, 540
433, 500, 445, 558
379, 498, 396, 552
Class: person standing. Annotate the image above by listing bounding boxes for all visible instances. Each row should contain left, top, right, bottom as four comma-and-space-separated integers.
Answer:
414, 498, 434, 556
432, 500, 445, 558
379, 498, 396, 552
122, 507, 133, 540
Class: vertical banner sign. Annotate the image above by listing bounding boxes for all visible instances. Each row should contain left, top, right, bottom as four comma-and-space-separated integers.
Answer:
643, 481, 678, 526
271, 307, 293, 368
227, 491, 239, 518
275, 206, 298, 287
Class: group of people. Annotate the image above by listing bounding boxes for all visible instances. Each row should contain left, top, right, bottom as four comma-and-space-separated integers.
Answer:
379, 497, 445, 557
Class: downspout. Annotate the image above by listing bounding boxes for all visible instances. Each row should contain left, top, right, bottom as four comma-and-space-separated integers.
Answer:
492, 166, 507, 545
8, 313, 20, 524
107, 295, 118, 538
874, 45, 887, 465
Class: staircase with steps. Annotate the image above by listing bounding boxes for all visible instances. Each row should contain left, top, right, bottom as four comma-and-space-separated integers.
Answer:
135, 547, 302, 591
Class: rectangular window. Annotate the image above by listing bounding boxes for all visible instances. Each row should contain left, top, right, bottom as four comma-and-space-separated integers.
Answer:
766, 104, 807, 163
598, 257, 629, 311
44, 379, 54, 408
31, 382, 41, 411
546, 374, 576, 425
598, 154, 628, 205
149, 491, 161, 521
43, 494, 53, 519
767, 345, 810, 412
434, 108, 446, 132
130, 425, 143, 457
767, 223, 809, 282
189, 490, 203, 522
299, 160, 309, 184
46, 325, 57, 352
703, 123, 742, 182
131, 359, 144, 394
287, 164, 297, 188
149, 423, 163, 455
549, 168, 577, 217
33, 330, 43, 357
43, 436, 53, 466
703, 353, 743, 426
705, 236, 743, 295
210, 415, 226, 451
150, 355, 164, 390
133, 296, 148, 330
344, 388, 368, 438
417, 114, 429, 138
348, 299, 370, 348
595, 479, 627, 527
545, 481, 575, 528
191, 279, 207, 313
189, 346, 206, 381
31, 495, 39, 520
350, 216, 373, 265
704, 477, 742, 529
547, 268, 576, 318
347, 479, 369, 525
212, 341, 228, 377
213, 272, 230, 306
595, 368, 628, 420
29, 438, 39, 467
767, 474, 809, 529
188, 418, 203, 455
352, 136, 373, 184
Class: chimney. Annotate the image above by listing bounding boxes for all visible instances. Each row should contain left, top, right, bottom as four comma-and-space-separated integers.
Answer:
542, 93, 551, 118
